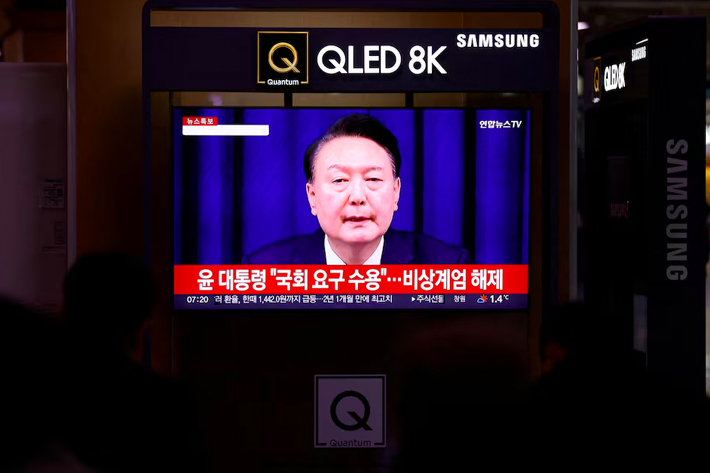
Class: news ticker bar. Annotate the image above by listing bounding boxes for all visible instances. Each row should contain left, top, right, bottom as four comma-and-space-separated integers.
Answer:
174, 265, 528, 295
182, 125, 270, 136
174, 293, 528, 310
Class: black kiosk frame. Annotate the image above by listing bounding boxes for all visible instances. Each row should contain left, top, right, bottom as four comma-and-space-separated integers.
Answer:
583, 17, 707, 397
142, 0, 568, 468
142, 0, 562, 310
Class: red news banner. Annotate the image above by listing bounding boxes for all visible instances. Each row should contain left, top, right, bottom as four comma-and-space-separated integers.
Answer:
182, 116, 218, 125
174, 265, 528, 295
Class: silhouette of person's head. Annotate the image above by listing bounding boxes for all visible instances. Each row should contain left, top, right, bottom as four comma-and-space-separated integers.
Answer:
394, 318, 531, 472
63, 252, 155, 355
61, 254, 207, 473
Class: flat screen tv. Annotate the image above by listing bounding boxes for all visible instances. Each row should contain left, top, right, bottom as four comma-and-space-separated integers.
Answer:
173, 107, 530, 310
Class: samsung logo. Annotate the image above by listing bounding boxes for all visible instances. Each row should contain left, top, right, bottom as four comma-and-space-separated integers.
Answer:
456, 33, 540, 49
632, 45, 646, 62
666, 139, 689, 281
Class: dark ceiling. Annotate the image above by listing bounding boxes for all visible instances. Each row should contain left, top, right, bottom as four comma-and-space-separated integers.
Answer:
18, 0, 65, 9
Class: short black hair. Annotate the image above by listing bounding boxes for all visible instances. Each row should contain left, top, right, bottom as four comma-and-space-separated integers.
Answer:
303, 113, 402, 183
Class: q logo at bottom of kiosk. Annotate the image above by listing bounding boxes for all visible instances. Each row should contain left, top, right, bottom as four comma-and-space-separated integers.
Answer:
315, 375, 385, 448
330, 390, 373, 431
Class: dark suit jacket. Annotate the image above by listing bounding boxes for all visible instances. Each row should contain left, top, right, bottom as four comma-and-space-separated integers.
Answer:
243, 228, 471, 264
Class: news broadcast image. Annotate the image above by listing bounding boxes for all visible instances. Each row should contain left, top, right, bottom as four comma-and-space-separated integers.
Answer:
173, 108, 530, 310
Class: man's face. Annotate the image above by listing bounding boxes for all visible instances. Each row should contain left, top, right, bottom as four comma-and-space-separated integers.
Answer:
306, 136, 401, 247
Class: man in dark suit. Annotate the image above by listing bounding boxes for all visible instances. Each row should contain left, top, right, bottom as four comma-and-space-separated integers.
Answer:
243, 114, 471, 265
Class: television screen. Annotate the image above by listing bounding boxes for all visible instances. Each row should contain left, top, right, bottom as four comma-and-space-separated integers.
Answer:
173, 107, 530, 309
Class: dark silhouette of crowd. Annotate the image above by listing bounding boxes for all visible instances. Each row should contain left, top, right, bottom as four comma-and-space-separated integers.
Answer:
393, 303, 710, 471
1, 252, 207, 473
2, 253, 709, 472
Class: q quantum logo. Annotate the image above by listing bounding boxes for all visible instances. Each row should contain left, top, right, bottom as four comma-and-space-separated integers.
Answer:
592, 56, 602, 104
330, 391, 373, 432
257, 31, 309, 86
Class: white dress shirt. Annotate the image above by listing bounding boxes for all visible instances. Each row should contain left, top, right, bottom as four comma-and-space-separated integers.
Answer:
324, 235, 384, 265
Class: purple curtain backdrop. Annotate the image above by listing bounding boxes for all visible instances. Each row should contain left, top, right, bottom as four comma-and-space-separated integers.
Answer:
474, 110, 530, 264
